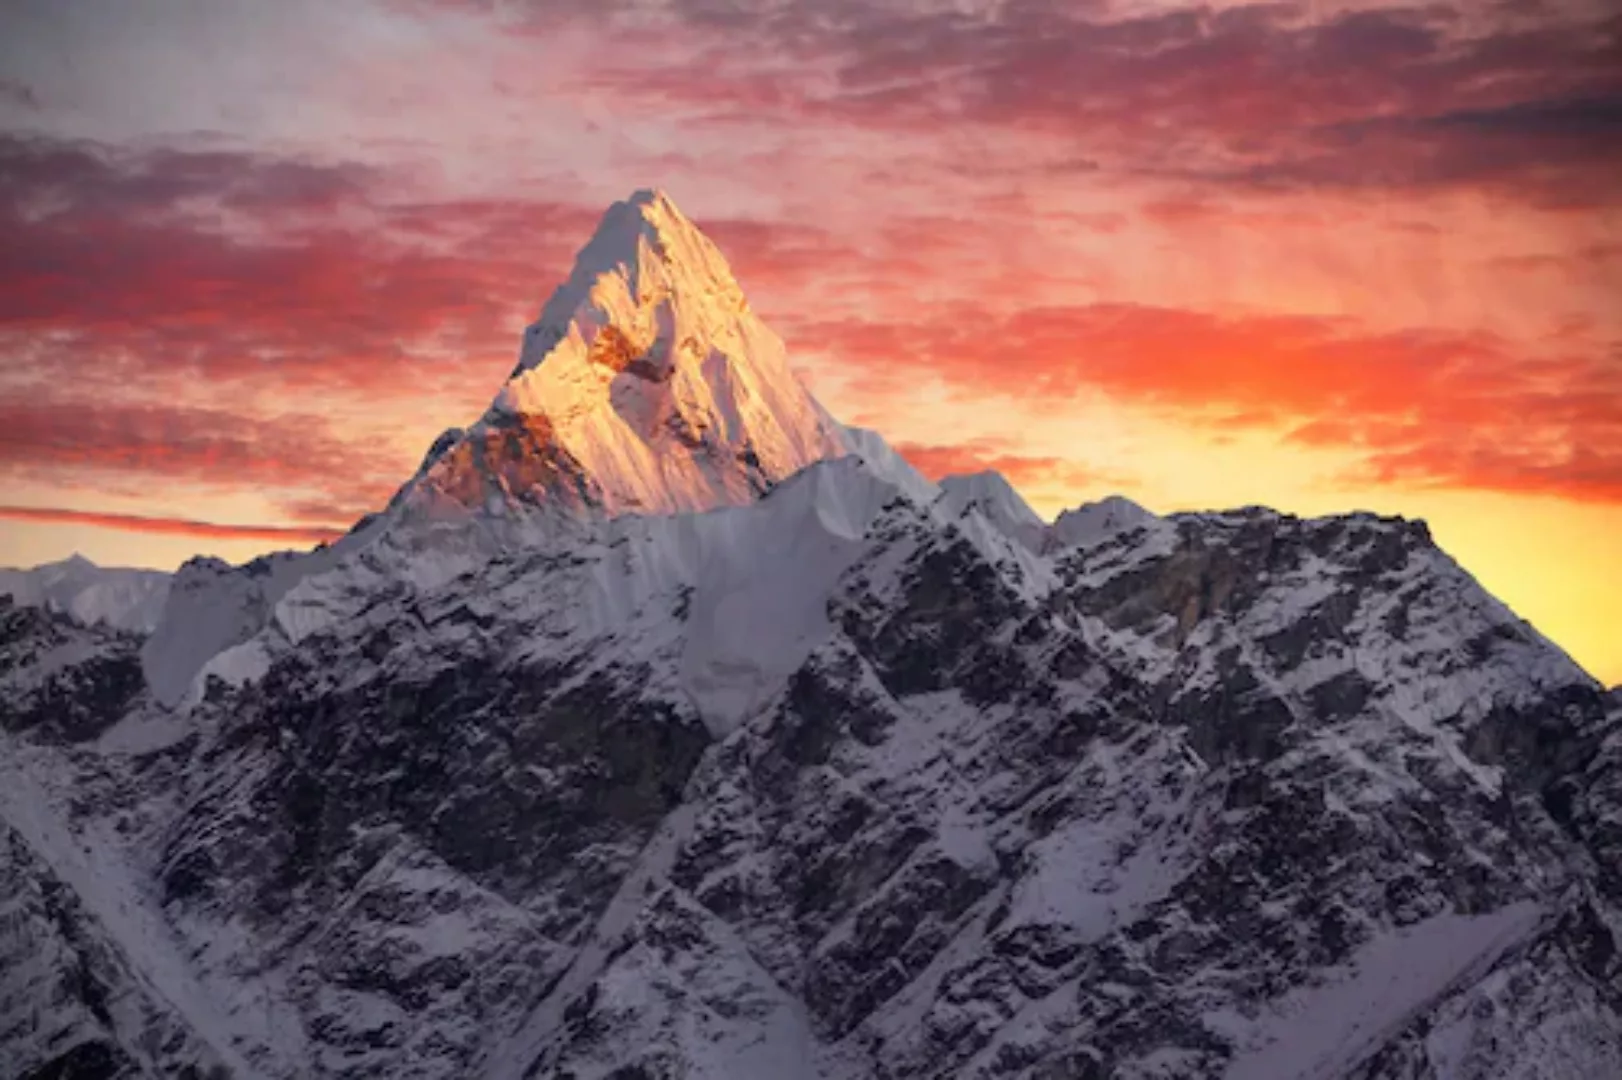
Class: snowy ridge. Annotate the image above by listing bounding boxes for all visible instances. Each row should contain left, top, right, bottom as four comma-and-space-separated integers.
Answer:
0, 554, 170, 633
180, 452, 1049, 736
1219, 901, 1550, 1080
938, 471, 1048, 553
1047, 493, 1157, 550
0, 731, 279, 1078
140, 539, 367, 707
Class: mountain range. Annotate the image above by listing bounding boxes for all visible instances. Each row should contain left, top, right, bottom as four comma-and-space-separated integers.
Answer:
3, 190, 1618, 1080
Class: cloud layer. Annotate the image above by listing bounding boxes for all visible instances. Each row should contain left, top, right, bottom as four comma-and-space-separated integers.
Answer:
0, 505, 343, 542
0, 2, 1618, 686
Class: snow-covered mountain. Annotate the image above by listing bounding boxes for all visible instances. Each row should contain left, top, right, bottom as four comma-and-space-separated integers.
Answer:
396, 188, 849, 524
3, 192, 1619, 1080
133, 188, 851, 709
0, 553, 170, 634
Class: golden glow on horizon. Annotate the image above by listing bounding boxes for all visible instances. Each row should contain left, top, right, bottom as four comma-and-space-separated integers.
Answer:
4, 439, 1618, 688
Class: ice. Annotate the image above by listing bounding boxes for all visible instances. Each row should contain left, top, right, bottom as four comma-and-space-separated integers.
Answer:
1001, 814, 1182, 941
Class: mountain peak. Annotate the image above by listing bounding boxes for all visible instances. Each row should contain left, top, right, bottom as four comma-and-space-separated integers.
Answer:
625, 186, 678, 210
1049, 494, 1158, 549
506, 188, 746, 386
394, 191, 847, 523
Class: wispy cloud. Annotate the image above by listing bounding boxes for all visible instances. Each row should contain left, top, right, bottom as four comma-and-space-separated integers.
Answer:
807, 305, 1622, 504
0, 504, 345, 542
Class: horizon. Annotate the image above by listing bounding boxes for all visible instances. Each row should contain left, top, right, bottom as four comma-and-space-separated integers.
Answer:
1, 0, 1618, 684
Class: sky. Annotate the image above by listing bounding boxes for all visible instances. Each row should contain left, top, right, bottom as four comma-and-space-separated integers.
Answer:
0, 0, 1618, 683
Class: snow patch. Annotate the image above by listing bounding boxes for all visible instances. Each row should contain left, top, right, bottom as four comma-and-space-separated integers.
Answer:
1219, 901, 1547, 1080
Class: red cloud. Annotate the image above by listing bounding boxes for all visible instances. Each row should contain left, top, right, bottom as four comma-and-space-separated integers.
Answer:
0, 399, 408, 526
505, 1, 1622, 210
893, 438, 1119, 495
797, 305, 1622, 504
701, 218, 865, 296
3, 128, 1615, 522
0, 137, 868, 410
0, 136, 598, 405
0, 505, 344, 543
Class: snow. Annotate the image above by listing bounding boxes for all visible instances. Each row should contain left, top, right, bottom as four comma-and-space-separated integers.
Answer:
94, 707, 197, 755
1420, 949, 1622, 1080
581, 893, 829, 1080
839, 424, 941, 506
0, 633, 102, 697
1001, 814, 1182, 941
0, 734, 290, 1078
489, 801, 700, 1079
0, 553, 170, 633
404, 188, 849, 520
1219, 901, 1547, 1080
938, 470, 1047, 552
1048, 495, 1158, 550
138, 521, 390, 707
676, 456, 915, 733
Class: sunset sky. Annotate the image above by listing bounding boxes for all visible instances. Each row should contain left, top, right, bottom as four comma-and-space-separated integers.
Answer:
0, 0, 1618, 683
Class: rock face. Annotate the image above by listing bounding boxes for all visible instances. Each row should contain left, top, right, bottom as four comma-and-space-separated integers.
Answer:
3, 195, 1619, 1080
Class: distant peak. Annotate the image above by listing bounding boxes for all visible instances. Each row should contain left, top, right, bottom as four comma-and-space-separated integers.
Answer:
1048, 494, 1158, 550
939, 470, 1045, 534
504, 187, 746, 388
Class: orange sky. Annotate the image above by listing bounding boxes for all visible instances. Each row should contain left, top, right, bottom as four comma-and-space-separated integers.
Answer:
1, 0, 1618, 683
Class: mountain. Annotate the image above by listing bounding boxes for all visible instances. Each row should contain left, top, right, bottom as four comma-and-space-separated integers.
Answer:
2, 192, 1619, 1080
938, 472, 1049, 553
396, 187, 848, 524
132, 189, 850, 710
1047, 494, 1158, 550
0, 554, 170, 634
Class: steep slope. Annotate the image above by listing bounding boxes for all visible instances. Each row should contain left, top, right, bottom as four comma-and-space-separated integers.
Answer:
0, 601, 260, 1079
938, 472, 1048, 553
395, 188, 847, 523
520, 506, 1620, 1080
0, 554, 170, 634
140, 547, 355, 707
3, 193, 1619, 1080
0, 597, 148, 744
